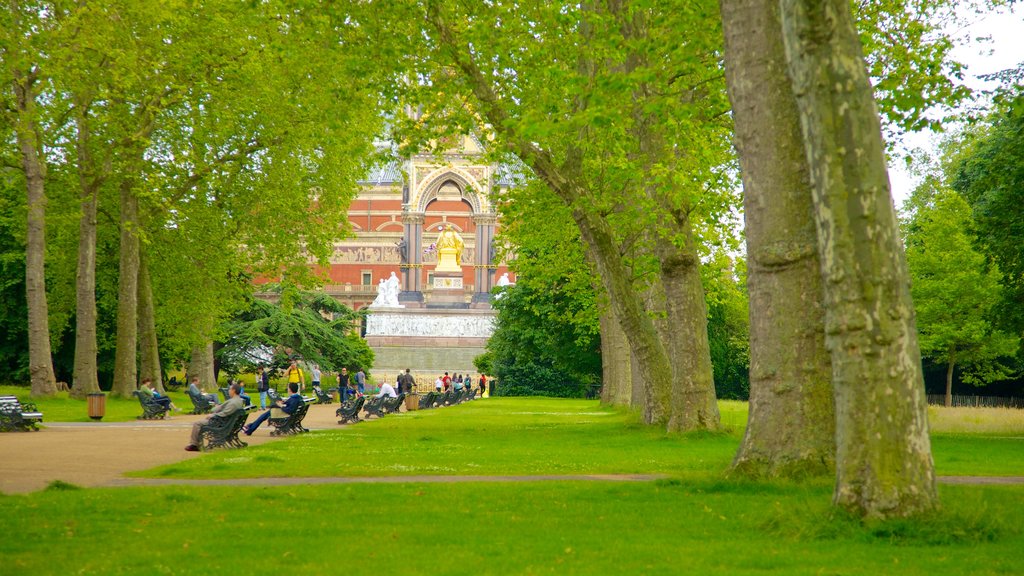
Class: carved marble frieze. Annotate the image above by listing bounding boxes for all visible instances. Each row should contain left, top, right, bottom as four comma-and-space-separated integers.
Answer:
365, 312, 496, 338
331, 245, 400, 264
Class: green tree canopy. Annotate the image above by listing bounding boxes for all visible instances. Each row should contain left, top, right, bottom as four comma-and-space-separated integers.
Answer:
903, 186, 1018, 398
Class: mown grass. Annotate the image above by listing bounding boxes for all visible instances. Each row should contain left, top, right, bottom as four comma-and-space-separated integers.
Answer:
0, 385, 198, 423
1, 396, 1023, 574
0, 481, 1020, 575
137, 398, 747, 479
136, 397, 1024, 480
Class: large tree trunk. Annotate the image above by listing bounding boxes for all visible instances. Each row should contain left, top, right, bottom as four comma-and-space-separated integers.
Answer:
187, 342, 216, 392
12, 73, 57, 397
111, 179, 140, 397
780, 0, 937, 517
571, 206, 673, 425
138, 249, 163, 393
70, 106, 101, 399
656, 228, 721, 433
721, 0, 834, 477
599, 307, 633, 406
630, 349, 645, 409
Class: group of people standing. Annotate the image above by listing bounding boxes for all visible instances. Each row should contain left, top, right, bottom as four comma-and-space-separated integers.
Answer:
434, 372, 486, 396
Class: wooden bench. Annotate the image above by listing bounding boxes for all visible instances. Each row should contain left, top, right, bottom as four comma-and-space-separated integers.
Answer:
336, 396, 365, 424
198, 405, 256, 451
268, 396, 315, 436
0, 395, 43, 432
133, 391, 170, 420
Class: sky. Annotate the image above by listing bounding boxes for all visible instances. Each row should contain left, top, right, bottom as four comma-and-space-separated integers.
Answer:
888, 4, 1024, 208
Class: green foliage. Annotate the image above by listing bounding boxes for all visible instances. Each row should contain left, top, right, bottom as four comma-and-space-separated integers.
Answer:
486, 283, 601, 398
903, 185, 1018, 385
854, 0, 978, 136
704, 257, 750, 400
953, 95, 1024, 337
218, 285, 373, 375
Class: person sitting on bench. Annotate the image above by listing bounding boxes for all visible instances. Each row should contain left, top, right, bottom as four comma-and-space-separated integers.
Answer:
139, 378, 180, 412
376, 380, 398, 399
242, 382, 302, 436
188, 377, 219, 405
185, 383, 245, 452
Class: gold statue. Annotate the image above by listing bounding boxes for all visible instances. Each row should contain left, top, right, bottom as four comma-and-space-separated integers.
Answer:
435, 224, 465, 272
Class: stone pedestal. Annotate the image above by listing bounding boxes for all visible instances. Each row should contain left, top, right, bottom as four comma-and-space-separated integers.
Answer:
430, 271, 466, 306
364, 308, 497, 374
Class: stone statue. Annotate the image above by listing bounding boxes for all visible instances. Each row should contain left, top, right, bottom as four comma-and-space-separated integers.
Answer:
396, 238, 408, 264
494, 272, 514, 299
370, 272, 403, 308
435, 224, 465, 272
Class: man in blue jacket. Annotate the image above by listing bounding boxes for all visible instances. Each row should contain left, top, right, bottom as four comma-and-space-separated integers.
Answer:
242, 382, 302, 435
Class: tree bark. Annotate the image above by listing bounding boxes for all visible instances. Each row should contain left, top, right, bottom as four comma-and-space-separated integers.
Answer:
111, 178, 140, 397
780, 0, 937, 517
599, 306, 633, 406
656, 227, 721, 433
138, 249, 163, 393
721, 0, 834, 477
11, 71, 57, 397
187, 342, 217, 392
70, 104, 101, 399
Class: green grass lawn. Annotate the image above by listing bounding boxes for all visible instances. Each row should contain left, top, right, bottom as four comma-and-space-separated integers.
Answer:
0, 385, 200, 422
1, 395, 1022, 575
136, 397, 1024, 480
0, 480, 1020, 575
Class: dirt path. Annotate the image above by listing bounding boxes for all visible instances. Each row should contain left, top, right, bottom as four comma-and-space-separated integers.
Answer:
2, 403, 1022, 494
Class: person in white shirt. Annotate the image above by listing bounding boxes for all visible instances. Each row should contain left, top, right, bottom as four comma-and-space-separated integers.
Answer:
376, 381, 398, 398
434, 376, 443, 391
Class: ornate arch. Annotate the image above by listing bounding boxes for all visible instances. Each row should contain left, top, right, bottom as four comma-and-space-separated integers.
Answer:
415, 167, 484, 213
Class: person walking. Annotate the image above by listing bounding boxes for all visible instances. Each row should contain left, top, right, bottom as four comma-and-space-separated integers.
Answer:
337, 367, 351, 402
256, 367, 270, 409
311, 364, 322, 390
285, 359, 305, 393
355, 368, 366, 395
400, 368, 416, 394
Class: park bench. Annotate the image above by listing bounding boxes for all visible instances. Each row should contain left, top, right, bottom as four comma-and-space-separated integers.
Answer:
311, 383, 334, 405
199, 405, 256, 450
187, 389, 215, 414
268, 396, 315, 436
362, 395, 386, 418
418, 391, 440, 409
219, 387, 231, 402
436, 390, 454, 406
449, 389, 465, 405
336, 396, 365, 424
382, 393, 406, 415
133, 391, 170, 420
0, 395, 43, 432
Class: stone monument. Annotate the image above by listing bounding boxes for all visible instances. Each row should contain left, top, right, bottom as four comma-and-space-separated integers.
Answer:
430, 224, 467, 307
